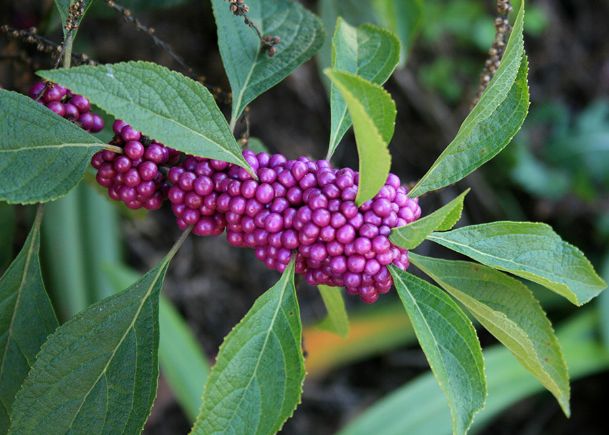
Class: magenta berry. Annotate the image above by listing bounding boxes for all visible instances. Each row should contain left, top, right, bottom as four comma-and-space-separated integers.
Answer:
91, 121, 174, 210
165, 150, 421, 303
28, 81, 105, 133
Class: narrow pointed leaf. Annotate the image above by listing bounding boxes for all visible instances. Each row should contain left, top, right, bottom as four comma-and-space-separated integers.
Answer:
8, 236, 185, 434
409, 1, 528, 197
338, 310, 608, 435
191, 260, 304, 435
390, 189, 469, 250
326, 70, 395, 205
317, 285, 350, 338
0, 210, 57, 432
211, 0, 324, 127
39, 62, 251, 171
410, 254, 570, 415
390, 267, 486, 435
328, 19, 400, 157
317, 0, 379, 89
428, 222, 607, 306
373, 0, 423, 67
54, 0, 95, 39
0, 90, 104, 204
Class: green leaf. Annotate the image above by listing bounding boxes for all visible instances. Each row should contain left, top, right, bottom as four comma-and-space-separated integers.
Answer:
8, 231, 188, 434
389, 267, 486, 435
211, 0, 324, 128
191, 260, 304, 435
39, 62, 252, 171
54, 0, 95, 39
373, 0, 423, 67
409, 1, 529, 197
104, 264, 210, 422
0, 203, 16, 271
390, 189, 469, 250
410, 254, 570, 415
326, 70, 395, 205
338, 310, 608, 435
428, 222, 607, 306
317, 0, 379, 89
0, 90, 104, 204
0, 209, 58, 432
328, 18, 400, 158
317, 285, 350, 338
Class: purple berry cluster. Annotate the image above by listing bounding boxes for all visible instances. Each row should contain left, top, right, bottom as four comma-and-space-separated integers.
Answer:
90, 120, 178, 210
29, 81, 104, 133
166, 150, 421, 303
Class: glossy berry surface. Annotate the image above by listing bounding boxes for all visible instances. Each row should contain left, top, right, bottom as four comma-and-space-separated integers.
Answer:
29, 81, 105, 133
166, 151, 421, 303
91, 120, 178, 210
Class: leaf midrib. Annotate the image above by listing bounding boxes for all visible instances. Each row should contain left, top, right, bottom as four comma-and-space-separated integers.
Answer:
427, 233, 595, 299
64, 263, 166, 432
212, 275, 291, 433
393, 273, 460, 429
0, 144, 103, 153
42, 67, 245, 166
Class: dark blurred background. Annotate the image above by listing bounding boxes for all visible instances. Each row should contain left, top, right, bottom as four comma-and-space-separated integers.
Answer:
1, 1, 608, 434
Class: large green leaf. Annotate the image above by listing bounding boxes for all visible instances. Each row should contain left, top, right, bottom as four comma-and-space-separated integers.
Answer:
428, 222, 607, 306
8, 231, 188, 434
104, 265, 210, 422
317, 285, 350, 338
326, 70, 395, 205
410, 254, 570, 415
390, 189, 469, 250
39, 62, 251, 171
0, 209, 58, 432
328, 18, 400, 157
409, 1, 529, 197
0, 90, 104, 204
373, 0, 423, 67
54, 0, 95, 39
211, 0, 324, 128
104, 264, 209, 419
338, 309, 608, 435
389, 267, 486, 435
191, 260, 304, 435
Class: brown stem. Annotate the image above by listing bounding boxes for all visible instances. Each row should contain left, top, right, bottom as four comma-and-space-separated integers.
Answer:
471, 0, 513, 107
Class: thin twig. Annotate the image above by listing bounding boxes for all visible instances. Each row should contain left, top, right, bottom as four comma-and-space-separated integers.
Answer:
225, 0, 280, 57
0, 25, 95, 66
104, 0, 231, 104
471, 0, 513, 107
105, 0, 193, 74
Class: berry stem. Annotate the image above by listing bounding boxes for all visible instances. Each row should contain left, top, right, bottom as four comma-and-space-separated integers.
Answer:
164, 226, 192, 264
63, 34, 73, 69
104, 144, 124, 154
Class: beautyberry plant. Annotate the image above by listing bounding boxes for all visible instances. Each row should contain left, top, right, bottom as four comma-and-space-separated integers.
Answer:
0, 1, 606, 435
